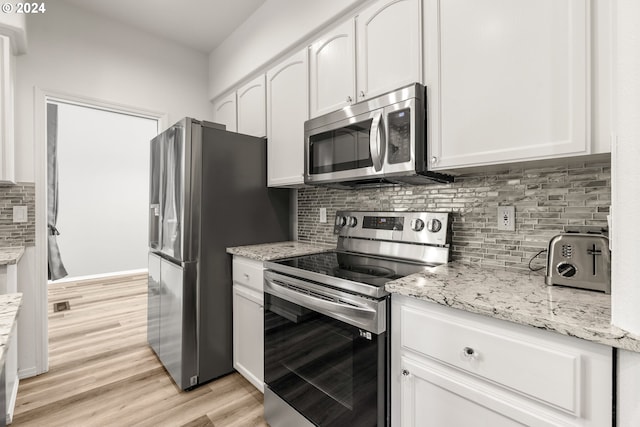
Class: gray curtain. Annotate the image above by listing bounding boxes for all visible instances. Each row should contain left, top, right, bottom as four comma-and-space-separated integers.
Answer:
47, 103, 68, 281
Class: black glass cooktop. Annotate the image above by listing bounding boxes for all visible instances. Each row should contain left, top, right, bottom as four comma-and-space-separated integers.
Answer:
272, 251, 433, 290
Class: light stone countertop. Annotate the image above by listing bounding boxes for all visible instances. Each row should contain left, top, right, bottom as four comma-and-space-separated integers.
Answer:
386, 261, 640, 353
226, 241, 335, 261
0, 293, 22, 365
0, 247, 25, 266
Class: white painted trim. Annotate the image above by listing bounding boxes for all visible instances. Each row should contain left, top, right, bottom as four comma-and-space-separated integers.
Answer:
34, 87, 47, 375
49, 268, 148, 285
6, 377, 18, 424
34, 86, 166, 375
17, 367, 37, 380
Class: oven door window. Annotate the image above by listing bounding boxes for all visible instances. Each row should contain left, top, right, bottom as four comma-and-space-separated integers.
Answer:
309, 120, 373, 174
265, 293, 386, 427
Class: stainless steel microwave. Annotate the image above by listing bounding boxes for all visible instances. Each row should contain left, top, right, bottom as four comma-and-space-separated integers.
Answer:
304, 83, 453, 188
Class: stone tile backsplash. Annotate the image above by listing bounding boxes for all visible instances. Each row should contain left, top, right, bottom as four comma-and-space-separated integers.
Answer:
297, 158, 611, 271
0, 182, 36, 247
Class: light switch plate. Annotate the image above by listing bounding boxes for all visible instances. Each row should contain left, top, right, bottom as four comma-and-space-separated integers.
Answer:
13, 206, 27, 223
319, 207, 327, 223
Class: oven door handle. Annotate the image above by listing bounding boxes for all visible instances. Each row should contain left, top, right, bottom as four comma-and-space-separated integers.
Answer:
369, 109, 385, 172
264, 274, 385, 333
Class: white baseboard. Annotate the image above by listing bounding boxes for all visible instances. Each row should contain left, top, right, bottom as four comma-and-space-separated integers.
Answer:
48, 268, 148, 284
18, 366, 39, 379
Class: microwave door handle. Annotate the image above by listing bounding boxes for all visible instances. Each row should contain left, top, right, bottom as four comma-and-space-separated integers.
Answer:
369, 110, 384, 171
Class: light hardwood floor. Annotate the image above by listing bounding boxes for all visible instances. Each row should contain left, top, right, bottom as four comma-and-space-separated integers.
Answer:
12, 273, 268, 427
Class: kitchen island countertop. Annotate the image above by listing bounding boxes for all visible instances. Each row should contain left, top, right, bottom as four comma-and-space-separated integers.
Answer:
386, 261, 640, 353
0, 246, 25, 266
0, 293, 22, 364
226, 241, 334, 261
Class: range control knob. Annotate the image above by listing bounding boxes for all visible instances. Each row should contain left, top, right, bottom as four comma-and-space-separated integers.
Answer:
410, 218, 425, 232
426, 218, 442, 233
335, 215, 347, 228
347, 216, 358, 228
557, 262, 577, 278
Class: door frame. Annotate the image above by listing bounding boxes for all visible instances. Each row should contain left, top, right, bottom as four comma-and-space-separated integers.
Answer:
34, 87, 167, 375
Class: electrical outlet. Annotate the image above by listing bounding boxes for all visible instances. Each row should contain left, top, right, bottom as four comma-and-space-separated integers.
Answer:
319, 207, 327, 223
497, 206, 515, 231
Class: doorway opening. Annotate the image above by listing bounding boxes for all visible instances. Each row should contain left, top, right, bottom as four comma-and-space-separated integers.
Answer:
46, 101, 158, 282
34, 90, 166, 376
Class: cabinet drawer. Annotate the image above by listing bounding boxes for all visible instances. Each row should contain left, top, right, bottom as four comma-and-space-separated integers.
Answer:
400, 304, 581, 415
232, 257, 264, 293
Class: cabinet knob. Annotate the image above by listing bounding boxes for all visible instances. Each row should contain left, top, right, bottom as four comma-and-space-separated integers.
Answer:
463, 347, 477, 359
243, 273, 250, 280
359, 90, 366, 99
346, 96, 353, 104
431, 156, 438, 164
402, 369, 410, 377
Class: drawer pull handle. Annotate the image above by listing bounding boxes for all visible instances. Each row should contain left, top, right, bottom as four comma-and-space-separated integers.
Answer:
401, 369, 410, 377
463, 347, 476, 359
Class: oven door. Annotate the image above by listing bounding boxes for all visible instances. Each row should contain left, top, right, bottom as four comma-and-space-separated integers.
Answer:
263, 271, 389, 427
305, 108, 385, 185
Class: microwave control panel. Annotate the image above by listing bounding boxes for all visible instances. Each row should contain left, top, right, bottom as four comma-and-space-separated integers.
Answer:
387, 108, 411, 164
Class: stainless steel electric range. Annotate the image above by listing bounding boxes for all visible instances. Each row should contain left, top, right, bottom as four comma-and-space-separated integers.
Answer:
263, 211, 452, 427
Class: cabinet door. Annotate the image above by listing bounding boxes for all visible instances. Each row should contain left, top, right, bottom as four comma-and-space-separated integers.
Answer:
309, 20, 356, 117
266, 49, 308, 187
212, 91, 237, 132
399, 357, 556, 427
356, 0, 422, 101
0, 35, 15, 183
426, 0, 589, 170
232, 284, 264, 392
237, 75, 266, 137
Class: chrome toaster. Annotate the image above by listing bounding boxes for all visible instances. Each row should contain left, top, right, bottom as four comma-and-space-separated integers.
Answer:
545, 232, 611, 293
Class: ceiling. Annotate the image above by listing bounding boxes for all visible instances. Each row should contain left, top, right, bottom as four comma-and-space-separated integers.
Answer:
60, 0, 266, 54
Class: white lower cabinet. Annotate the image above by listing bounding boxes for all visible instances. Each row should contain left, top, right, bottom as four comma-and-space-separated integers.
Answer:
391, 294, 613, 426
231, 257, 264, 392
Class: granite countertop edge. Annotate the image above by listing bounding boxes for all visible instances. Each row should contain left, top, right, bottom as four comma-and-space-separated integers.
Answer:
386, 261, 640, 353
0, 293, 23, 365
226, 241, 335, 261
0, 246, 25, 266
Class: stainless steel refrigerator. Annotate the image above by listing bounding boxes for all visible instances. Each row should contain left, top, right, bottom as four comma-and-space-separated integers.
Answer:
147, 118, 291, 390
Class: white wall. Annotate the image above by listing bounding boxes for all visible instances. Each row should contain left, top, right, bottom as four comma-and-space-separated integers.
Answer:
16, 2, 213, 183
208, 0, 366, 100
54, 102, 157, 278
14, 1, 212, 377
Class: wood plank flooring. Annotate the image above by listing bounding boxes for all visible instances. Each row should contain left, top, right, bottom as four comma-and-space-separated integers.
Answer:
12, 273, 268, 427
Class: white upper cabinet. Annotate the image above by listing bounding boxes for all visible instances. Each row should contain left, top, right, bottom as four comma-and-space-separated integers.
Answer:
309, 20, 356, 118
237, 75, 266, 138
212, 91, 237, 132
308, 0, 422, 117
0, 35, 15, 184
266, 49, 308, 187
425, 0, 591, 170
356, 0, 423, 101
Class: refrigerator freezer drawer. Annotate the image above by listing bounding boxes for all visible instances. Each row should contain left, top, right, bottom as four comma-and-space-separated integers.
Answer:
147, 253, 161, 357
148, 254, 198, 390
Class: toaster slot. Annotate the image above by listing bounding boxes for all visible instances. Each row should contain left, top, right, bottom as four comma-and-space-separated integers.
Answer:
587, 244, 602, 276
